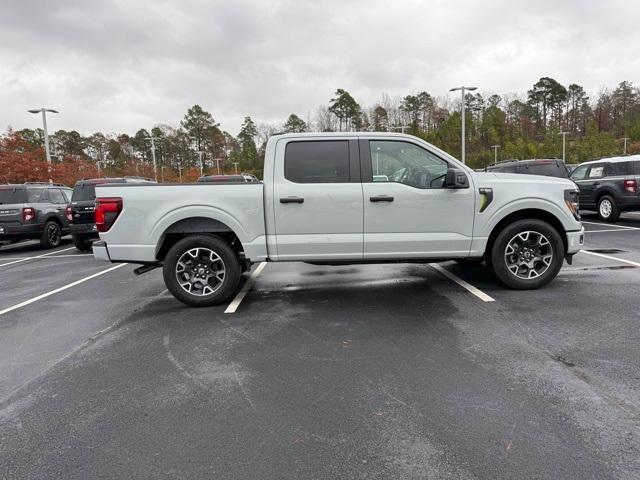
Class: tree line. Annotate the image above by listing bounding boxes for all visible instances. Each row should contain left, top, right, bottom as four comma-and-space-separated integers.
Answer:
1, 76, 639, 185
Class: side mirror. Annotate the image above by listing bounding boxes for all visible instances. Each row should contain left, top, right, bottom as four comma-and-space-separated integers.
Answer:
444, 167, 469, 189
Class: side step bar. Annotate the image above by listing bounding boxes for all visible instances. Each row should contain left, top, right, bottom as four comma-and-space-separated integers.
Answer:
133, 263, 161, 276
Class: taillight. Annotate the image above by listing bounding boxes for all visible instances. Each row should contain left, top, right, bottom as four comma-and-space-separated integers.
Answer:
624, 178, 637, 194
66, 206, 73, 223
22, 207, 36, 222
95, 197, 122, 232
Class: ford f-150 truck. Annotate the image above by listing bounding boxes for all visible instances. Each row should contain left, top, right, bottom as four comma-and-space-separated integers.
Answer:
93, 133, 584, 307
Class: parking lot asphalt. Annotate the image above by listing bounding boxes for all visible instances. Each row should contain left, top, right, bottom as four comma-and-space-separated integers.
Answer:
1, 216, 640, 479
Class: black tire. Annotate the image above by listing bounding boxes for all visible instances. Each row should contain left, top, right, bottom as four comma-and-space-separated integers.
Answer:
490, 219, 564, 290
40, 220, 62, 249
163, 235, 241, 307
597, 195, 620, 222
72, 235, 93, 251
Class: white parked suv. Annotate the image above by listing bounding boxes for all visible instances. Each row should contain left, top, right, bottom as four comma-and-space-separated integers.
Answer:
92, 133, 584, 306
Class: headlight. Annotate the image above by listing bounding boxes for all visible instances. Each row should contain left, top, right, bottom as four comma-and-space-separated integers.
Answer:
564, 189, 580, 220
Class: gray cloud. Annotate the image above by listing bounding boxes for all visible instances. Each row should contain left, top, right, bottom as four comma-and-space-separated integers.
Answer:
1, 0, 639, 136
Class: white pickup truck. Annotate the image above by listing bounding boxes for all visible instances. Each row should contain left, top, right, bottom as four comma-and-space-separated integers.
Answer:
93, 133, 584, 307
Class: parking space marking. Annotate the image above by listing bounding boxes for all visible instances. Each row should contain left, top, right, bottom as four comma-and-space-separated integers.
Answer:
429, 263, 495, 302
582, 250, 640, 268
584, 228, 640, 234
0, 246, 76, 267
224, 262, 267, 314
581, 221, 640, 230
0, 263, 127, 317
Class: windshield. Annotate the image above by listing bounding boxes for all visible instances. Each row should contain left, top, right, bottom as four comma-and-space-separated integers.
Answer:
0, 188, 27, 204
72, 183, 97, 202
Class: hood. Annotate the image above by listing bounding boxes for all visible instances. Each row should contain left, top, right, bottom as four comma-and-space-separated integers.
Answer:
473, 171, 577, 188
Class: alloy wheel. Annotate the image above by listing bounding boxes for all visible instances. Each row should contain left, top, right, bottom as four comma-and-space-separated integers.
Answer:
175, 247, 226, 296
599, 199, 612, 218
504, 230, 553, 280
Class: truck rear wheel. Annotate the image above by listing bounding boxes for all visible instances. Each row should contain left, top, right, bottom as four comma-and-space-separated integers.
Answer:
72, 235, 93, 251
163, 235, 241, 307
490, 219, 564, 290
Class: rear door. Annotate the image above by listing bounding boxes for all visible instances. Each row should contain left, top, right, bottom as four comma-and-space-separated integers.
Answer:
361, 138, 475, 259
272, 138, 363, 260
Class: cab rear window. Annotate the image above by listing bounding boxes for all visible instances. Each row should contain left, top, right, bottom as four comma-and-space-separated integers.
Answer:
72, 184, 97, 201
0, 188, 27, 204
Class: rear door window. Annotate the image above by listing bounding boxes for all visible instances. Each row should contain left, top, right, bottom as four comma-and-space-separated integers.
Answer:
27, 189, 49, 203
284, 141, 350, 183
0, 188, 27, 204
605, 162, 633, 176
49, 189, 67, 204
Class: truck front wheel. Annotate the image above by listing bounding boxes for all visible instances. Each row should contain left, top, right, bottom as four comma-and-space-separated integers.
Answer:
163, 235, 241, 307
490, 219, 564, 290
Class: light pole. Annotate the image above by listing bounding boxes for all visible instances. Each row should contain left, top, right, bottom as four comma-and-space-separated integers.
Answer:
197, 151, 204, 176
28, 108, 58, 183
449, 86, 477, 164
491, 145, 500, 164
215, 158, 221, 175
178, 165, 183, 183
559, 131, 569, 162
144, 135, 159, 181
622, 137, 630, 155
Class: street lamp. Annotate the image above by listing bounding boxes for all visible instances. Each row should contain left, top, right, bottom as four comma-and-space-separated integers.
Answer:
144, 134, 159, 181
622, 137, 630, 155
491, 145, 500, 165
559, 131, 569, 163
449, 86, 477, 164
28, 108, 58, 183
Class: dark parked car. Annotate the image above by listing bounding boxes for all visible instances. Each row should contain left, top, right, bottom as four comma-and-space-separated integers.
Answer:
0, 182, 73, 249
197, 173, 259, 183
485, 159, 570, 178
569, 155, 640, 222
66, 177, 155, 250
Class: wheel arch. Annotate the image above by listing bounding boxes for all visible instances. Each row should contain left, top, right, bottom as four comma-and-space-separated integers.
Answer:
485, 208, 568, 258
155, 216, 245, 261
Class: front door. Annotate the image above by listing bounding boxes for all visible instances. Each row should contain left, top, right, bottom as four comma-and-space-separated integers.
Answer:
272, 138, 364, 261
361, 139, 475, 259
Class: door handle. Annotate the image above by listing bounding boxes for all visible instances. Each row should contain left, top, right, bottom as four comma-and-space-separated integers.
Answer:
593, 182, 601, 186
370, 195, 394, 202
280, 197, 304, 204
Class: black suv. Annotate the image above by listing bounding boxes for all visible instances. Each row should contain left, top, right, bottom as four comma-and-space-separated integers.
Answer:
0, 182, 73, 249
485, 159, 570, 178
569, 156, 640, 222
67, 177, 155, 250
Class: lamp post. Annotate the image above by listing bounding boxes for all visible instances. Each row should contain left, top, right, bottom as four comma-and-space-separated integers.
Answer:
622, 137, 630, 155
144, 135, 159, 182
28, 108, 58, 183
178, 165, 183, 183
449, 86, 477, 164
491, 145, 500, 165
559, 131, 569, 162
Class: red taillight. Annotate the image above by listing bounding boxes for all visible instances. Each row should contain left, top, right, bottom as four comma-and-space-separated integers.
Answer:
624, 178, 637, 194
95, 197, 122, 232
66, 206, 73, 223
22, 207, 35, 222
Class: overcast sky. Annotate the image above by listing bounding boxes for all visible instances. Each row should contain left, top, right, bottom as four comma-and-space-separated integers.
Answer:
1, 0, 639, 136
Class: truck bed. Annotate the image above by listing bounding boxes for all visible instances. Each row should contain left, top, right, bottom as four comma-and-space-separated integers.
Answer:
94, 183, 267, 263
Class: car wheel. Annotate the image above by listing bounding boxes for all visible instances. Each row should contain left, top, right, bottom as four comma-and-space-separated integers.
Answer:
597, 195, 620, 222
163, 235, 241, 307
490, 219, 564, 290
40, 221, 62, 249
72, 235, 93, 251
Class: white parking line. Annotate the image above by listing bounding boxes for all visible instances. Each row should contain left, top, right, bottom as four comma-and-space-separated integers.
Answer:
224, 262, 267, 314
429, 263, 495, 302
584, 228, 640, 234
581, 221, 640, 230
0, 263, 127, 316
0, 246, 76, 267
582, 250, 640, 268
